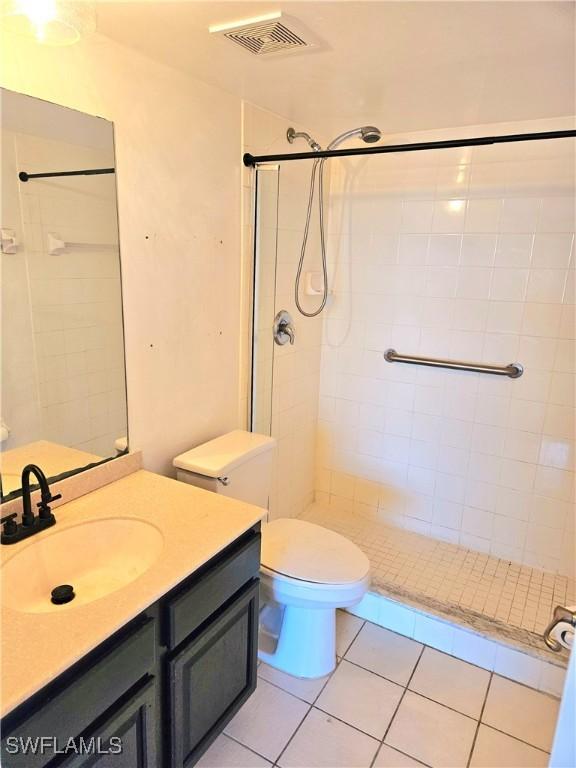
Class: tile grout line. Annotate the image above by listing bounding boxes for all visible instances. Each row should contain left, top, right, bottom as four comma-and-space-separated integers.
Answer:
342, 655, 482, 723
312, 704, 387, 743
466, 671, 493, 768
257, 618, 370, 767
339, 617, 367, 658
471, 672, 555, 755
369, 644, 427, 768
271, 701, 313, 768
476, 722, 552, 755
272, 645, 344, 768
223, 732, 279, 765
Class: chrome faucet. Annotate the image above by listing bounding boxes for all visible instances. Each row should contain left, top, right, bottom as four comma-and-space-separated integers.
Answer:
1, 464, 61, 544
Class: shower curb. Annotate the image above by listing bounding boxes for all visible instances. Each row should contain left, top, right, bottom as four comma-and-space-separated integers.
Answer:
347, 589, 567, 698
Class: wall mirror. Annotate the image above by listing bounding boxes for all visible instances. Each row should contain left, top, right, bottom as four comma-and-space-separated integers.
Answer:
1, 89, 128, 501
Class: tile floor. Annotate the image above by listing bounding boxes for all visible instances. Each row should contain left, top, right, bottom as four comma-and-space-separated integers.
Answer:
198, 612, 560, 768
302, 505, 575, 638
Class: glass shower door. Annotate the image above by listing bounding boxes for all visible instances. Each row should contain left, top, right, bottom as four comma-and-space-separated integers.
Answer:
250, 166, 279, 436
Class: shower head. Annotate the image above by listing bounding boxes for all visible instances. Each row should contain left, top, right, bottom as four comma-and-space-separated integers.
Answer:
287, 127, 322, 151
360, 126, 382, 143
327, 125, 382, 151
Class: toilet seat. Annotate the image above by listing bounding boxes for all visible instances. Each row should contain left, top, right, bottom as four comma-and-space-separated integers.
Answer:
261, 519, 370, 585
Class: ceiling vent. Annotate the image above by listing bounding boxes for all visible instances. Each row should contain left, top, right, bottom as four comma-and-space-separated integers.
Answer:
209, 12, 321, 58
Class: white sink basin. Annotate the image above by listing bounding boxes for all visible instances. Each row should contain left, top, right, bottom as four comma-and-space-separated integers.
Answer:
1, 518, 164, 613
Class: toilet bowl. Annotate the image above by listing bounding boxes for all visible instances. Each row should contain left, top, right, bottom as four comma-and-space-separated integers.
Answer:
173, 430, 370, 678
259, 518, 370, 677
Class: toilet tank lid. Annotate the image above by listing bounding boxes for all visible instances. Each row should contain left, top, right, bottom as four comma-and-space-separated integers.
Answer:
173, 430, 276, 478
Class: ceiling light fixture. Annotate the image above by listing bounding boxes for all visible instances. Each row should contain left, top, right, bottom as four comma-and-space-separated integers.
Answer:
1, 0, 96, 45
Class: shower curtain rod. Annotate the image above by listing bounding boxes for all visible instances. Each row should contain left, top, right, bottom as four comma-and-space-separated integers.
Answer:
18, 168, 115, 182
243, 129, 576, 167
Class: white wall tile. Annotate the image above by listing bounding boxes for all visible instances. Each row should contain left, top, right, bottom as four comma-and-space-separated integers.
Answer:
494, 646, 542, 688
315, 121, 574, 575
413, 615, 454, 653
465, 199, 502, 232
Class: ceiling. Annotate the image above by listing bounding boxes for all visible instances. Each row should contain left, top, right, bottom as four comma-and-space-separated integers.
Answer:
96, 1, 575, 137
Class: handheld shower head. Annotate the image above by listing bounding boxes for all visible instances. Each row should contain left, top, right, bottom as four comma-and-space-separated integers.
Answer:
327, 125, 382, 150
291, 123, 382, 318
360, 126, 382, 143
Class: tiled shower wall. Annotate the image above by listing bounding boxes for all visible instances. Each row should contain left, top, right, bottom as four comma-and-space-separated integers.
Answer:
2, 129, 127, 457
242, 103, 325, 519
315, 117, 575, 576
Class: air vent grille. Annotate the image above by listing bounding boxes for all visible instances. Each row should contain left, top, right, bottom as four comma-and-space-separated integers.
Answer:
224, 20, 308, 55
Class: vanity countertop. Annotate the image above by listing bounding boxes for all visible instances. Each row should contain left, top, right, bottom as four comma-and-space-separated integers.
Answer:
0, 469, 265, 718
0, 440, 103, 495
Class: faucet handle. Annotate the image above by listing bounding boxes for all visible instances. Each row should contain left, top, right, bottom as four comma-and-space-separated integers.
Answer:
37, 493, 61, 520
0, 513, 18, 537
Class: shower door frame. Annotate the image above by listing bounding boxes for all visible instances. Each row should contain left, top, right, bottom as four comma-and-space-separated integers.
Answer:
249, 164, 280, 436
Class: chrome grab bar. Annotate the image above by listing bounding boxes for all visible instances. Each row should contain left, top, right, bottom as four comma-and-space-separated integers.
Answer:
384, 349, 524, 379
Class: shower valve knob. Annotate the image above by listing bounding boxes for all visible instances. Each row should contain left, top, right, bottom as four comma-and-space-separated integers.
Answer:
273, 310, 295, 346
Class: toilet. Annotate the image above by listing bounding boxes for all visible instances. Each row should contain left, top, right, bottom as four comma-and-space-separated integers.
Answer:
173, 430, 370, 678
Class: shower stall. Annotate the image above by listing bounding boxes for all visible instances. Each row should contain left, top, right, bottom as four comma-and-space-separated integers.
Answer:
248, 114, 575, 674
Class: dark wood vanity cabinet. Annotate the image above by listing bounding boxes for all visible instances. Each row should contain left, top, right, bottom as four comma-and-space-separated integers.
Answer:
58, 678, 159, 768
1, 526, 261, 768
168, 580, 259, 767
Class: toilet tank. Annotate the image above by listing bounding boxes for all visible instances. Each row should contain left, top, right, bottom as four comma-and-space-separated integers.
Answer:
173, 430, 276, 509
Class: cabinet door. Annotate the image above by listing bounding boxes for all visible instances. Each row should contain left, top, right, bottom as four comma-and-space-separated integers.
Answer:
2, 618, 156, 768
168, 579, 259, 768
56, 677, 158, 768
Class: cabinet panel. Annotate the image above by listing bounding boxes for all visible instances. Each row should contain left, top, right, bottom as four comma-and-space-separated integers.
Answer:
166, 532, 260, 649
57, 677, 158, 768
168, 580, 259, 768
1, 618, 156, 768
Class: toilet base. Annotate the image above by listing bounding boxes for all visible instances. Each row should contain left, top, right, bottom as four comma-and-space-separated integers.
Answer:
258, 604, 336, 679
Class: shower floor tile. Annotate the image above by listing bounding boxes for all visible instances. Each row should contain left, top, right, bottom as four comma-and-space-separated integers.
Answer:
300, 504, 575, 661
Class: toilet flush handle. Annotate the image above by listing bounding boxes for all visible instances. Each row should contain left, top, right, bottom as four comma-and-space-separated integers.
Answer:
218, 476, 230, 486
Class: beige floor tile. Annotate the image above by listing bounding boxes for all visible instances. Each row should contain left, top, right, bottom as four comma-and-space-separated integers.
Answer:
346, 623, 423, 685
197, 735, 273, 768
258, 662, 331, 703
336, 610, 365, 657
279, 707, 380, 768
409, 647, 490, 718
225, 679, 309, 762
470, 725, 549, 767
316, 659, 404, 738
482, 676, 560, 752
385, 691, 477, 767
373, 744, 427, 767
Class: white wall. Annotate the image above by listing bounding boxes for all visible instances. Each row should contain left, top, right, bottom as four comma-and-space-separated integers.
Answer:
316, 117, 575, 576
0, 30, 242, 474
